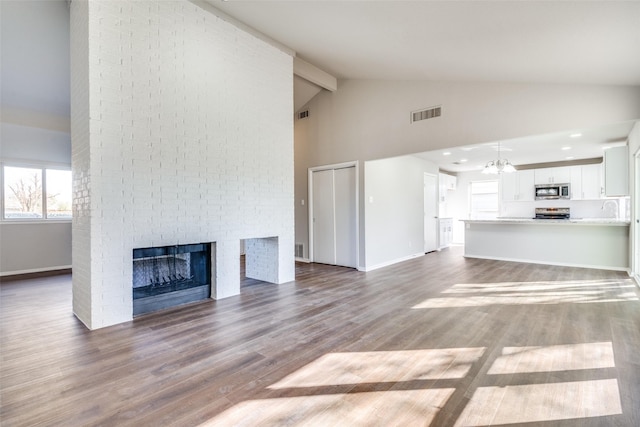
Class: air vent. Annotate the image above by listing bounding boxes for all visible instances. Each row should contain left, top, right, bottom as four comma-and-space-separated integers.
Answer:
298, 110, 309, 120
411, 106, 441, 123
295, 243, 304, 258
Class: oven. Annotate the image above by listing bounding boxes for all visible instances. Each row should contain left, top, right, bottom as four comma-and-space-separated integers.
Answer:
534, 207, 570, 220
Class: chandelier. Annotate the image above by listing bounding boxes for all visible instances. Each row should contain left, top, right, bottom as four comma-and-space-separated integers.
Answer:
482, 142, 515, 174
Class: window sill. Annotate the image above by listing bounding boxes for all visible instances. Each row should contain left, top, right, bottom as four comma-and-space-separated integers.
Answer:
0, 220, 72, 225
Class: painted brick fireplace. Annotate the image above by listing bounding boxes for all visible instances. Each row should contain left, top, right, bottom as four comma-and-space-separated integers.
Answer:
70, 0, 295, 329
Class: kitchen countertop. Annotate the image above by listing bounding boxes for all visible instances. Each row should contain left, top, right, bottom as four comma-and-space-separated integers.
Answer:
461, 218, 630, 226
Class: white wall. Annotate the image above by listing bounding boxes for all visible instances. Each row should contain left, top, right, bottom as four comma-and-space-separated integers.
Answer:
0, 0, 72, 276
70, 0, 294, 329
364, 155, 438, 270
628, 121, 640, 277
295, 79, 640, 269
0, 222, 71, 275
298, 80, 640, 166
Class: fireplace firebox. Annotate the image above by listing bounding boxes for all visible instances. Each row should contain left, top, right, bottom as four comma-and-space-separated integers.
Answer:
132, 243, 211, 316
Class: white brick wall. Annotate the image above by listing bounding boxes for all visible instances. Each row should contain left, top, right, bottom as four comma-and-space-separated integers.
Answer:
70, 0, 93, 328
71, 0, 294, 329
246, 237, 280, 284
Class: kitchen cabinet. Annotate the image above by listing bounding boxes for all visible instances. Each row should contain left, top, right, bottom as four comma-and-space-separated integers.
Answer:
604, 146, 629, 196
501, 170, 534, 201
438, 181, 446, 203
534, 166, 571, 184
443, 173, 456, 190
438, 173, 457, 203
438, 218, 453, 249
581, 163, 604, 200
570, 164, 603, 200
570, 165, 582, 199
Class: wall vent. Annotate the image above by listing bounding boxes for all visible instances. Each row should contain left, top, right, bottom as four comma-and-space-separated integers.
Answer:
295, 243, 304, 258
411, 106, 441, 123
298, 110, 309, 120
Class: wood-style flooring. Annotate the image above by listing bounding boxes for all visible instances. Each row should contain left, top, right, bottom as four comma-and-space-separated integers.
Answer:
2, 247, 640, 426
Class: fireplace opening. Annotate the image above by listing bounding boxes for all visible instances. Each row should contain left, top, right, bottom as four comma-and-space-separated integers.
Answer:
132, 243, 212, 316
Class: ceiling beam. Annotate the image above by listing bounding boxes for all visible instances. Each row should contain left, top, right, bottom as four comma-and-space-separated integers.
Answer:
294, 57, 337, 92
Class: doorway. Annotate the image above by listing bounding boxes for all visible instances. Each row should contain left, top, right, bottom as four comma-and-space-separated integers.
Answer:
634, 149, 640, 281
309, 163, 358, 268
424, 173, 438, 253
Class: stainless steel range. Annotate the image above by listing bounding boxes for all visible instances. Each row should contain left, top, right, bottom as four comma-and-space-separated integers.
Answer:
534, 207, 570, 220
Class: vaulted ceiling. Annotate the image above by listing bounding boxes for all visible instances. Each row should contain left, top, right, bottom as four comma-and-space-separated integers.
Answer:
212, 0, 640, 170
213, 1, 640, 86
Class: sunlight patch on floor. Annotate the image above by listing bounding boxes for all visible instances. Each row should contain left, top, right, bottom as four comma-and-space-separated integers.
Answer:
488, 342, 615, 375
454, 379, 622, 426
412, 279, 638, 308
201, 388, 455, 427
442, 279, 629, 294
267, 348, 485, 389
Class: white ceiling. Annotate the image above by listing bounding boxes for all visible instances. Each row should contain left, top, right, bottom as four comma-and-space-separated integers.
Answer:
415, 120, 635, 173
213, 1, 640, 171
212, 1, 640, 86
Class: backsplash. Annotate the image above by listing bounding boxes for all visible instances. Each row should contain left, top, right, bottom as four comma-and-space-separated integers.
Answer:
501, 198, 630, 220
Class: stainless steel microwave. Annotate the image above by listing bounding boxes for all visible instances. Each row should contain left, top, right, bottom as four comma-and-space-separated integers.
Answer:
535, 183, 570, 200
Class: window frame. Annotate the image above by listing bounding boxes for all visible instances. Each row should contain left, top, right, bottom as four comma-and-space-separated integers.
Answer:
1, 160, 72, 223
468, 179, 499, 220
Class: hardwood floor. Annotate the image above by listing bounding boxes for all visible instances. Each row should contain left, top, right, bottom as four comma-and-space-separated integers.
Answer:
2, 247, 639, 426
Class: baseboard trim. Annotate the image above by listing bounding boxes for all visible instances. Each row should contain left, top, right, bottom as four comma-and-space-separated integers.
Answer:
463, 254, 629, 273
0, 265, 72, 281
295, 257, 310, 263
360, 252, 424, 272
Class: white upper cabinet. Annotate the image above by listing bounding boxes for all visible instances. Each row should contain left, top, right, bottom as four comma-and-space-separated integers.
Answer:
438, 173, 457, 203
501, 170, 534, 201
571, 163, 603, 200
534, 166, 571, 184
604, 146, 629, 197
581, 163, 604, 200
570, 165, 582, 199
440, 173, 457, 191
500, 172, 517, 202
517, 170, 535, 201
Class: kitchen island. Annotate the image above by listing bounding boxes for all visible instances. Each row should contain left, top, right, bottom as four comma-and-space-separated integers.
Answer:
462, 218, 630, 271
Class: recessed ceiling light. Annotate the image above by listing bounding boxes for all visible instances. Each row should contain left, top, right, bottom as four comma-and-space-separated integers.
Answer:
561, 146, 572, 151
460, 147, 475, 151
443, 152, 451, 156
566, 156, 575, 160
602, 146, 612, 150
570, 133, 582, 138
459, 159, 468, 163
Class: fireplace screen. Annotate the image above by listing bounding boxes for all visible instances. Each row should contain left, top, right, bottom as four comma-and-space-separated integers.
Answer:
132, 243, 211, 316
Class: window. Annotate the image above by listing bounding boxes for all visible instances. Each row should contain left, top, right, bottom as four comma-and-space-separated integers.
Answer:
2, 164, 72, 220
46, 169, 72, 218
469, 180, 499, 219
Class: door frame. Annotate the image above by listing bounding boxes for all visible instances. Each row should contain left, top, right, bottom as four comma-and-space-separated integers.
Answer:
424, 172, 438, 253
633, 147, 640, 283
308, 161, 360, 269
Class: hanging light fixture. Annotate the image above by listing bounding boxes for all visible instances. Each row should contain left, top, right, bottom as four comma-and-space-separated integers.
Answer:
482, 141, 515, 174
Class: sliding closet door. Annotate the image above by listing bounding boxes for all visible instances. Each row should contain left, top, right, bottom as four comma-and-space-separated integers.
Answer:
334, 166, 357, 268
312, 169, 336, 265
311, 165, 357, 268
